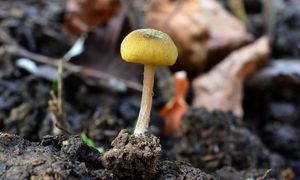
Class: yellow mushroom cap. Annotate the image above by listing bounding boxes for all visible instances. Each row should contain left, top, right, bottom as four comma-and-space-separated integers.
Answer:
120, 29, 178, 66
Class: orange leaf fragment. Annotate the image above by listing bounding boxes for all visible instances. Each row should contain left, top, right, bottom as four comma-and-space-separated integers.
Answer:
64, 0, 121, 36
160, 71, 189, 135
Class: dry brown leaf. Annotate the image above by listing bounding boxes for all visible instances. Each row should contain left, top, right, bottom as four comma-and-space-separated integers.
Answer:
69, 11, 143, 88
147, 0, 251, 76
199, 0, 252, 68
147, 0, 209, 75
65, 0, 250, 76
64, 0, 121, 35
160, 71, 189, 135
192, 37, 270, 117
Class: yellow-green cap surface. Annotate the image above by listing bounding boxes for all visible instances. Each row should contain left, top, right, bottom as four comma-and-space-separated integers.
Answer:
120, 29, 178, 66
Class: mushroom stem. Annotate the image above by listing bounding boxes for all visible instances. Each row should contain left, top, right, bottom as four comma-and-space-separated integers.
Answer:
134, 65, 155, 135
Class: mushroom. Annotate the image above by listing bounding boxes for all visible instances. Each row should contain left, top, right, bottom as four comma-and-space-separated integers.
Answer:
121, 28, 178, 135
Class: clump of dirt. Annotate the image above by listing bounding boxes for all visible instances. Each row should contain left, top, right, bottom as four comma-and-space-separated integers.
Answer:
0, 132, 111, 179
166, 108, 280, 173
0, 131, 215, 179
101, 130, 161, 179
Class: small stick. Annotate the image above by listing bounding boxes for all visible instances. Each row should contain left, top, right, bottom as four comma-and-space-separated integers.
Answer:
121, 0, 145, 28
49, 91, 70, 135
263, 0, 276, 44
55, 59, 70, 133
57, 59, 64, 116
49, 59, 70, 135
4, 45, 142, 92
257, 169, 272, 180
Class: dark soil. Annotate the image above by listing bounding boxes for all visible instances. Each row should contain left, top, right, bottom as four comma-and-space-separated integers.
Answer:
0, 132, 108, 179
245, 0, 300, 58
164, 108, 286, 177
244, 60, 300, 177
272, 0, 300, 58
0, 0, 72, 57
0, 132, 216, 179
0, 130, 279, 179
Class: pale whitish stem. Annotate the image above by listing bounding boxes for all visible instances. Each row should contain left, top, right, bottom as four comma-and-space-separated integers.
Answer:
263, 0, 275, 44
134, 65, 155, 135
58, 59, 63, 116
53, 59, 70, 134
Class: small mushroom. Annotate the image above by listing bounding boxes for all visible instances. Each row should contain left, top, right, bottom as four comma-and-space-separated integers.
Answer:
121, 28, 178, 135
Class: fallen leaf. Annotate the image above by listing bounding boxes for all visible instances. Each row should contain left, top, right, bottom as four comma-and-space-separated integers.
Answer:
69, 11, 144, 87
64, 0, 121, 35
147, 0, 209, 75
199, 0, 252, 69
160, 71, 189, 135
147, 0, 251, 76
192, 37, 269, 117
65, 0, 251, 77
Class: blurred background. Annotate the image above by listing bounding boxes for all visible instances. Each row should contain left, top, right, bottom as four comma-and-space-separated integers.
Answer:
0, 0, 299, 179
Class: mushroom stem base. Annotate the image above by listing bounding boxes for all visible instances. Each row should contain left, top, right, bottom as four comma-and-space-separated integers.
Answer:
134, 65, 155, 135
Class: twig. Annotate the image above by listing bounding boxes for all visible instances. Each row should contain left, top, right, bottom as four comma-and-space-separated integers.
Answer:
257, 169, 272, 180
49, 59, 70, 135
48, 91, 72, 135
0, 29, 18, 45
121, 0, 145, 28
49, 90, 70, 135
4, 45, 142, 92
57, 59, 64, 116
263, 0, 276, 44
156, 67, 175, 102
